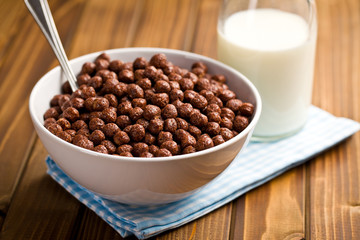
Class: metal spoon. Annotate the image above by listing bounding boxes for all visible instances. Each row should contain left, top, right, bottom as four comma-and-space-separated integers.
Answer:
25, 0, 78, 92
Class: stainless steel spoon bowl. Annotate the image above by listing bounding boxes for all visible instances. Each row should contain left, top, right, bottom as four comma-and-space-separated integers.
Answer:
25, 0, 78, 92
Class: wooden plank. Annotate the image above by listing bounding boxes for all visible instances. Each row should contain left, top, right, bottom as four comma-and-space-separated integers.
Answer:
156, 204, 232, 240
191, 0, 221, 58
68, 0, 142, 57
0, 139, 83, 239
0, 0, 86, 225
131, 0, 198, 49
307, 0, 360, 238
231, 168, 305, 239
0, 0, 28, 60
74, 209, 133, 240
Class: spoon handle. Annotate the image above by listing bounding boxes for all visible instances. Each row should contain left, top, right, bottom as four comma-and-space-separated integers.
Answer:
25, 0, 78, 92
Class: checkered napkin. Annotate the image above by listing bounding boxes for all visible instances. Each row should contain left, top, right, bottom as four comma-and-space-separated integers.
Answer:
46, 106, 360, 239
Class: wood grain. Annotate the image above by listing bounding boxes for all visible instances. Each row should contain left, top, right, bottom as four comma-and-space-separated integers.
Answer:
68, 0, 141, 57
308, 0, 360, 239
156, 204, 232, 240
0, 0, 85, 226
131, 0, 198, 49
0, 139, 82, 239
192, 0, 221, 58
0, 0, 28, 60
231, 168, 305, 240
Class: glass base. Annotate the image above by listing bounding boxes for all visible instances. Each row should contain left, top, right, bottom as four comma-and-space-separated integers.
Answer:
250, 125, 305, 142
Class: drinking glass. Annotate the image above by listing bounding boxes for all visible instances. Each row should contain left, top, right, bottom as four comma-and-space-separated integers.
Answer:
217, 0, 317, 141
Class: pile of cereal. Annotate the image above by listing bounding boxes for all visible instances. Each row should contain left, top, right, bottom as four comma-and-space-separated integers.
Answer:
43, 53, 254, 157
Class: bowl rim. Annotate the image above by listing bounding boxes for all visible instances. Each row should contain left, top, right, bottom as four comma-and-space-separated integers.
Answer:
29, 47, 262, 163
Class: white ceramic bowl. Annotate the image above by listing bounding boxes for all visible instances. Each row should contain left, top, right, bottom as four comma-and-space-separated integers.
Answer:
29, 48, 261, 205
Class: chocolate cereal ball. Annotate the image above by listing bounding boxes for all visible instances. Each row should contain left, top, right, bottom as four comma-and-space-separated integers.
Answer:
120, 152, 133, 157
162, 104, 178, 119
56, 118, 71, 130
47, 123, 62, 135
136, 78, 152, 90
140, 152, 153, 158
151, 93, 169, 108
169, 89, 184, 102
233, 115, 249, 132
144, 66, 158, 80
220, 117, 233, 129
128, 124, 145, 142
132, 142, 149, 156
221, 108, 235, 121
164, 118, 177, 133
81, 62, 96, 75
239, 102, 254, 117
212, 135, 225, 146
177, 103, 193, 118
132, 98, 147, 109
150, 53, 167, 68
94, 145, 108, 154
207, 112, 221, 123
89, 117, 105, 131
156, 148, 172, 157
118, 69, 134, 83
149, 145, 159, 155
190, 94, 208, 109
102, 108, 117, 123
144, 132, 156, 145
157, 131, 173, 145
102, 123, 120, 138
195, 134, 214, 151
136, 118, 150, 129
226, 99, 243, 112
154, 80, 171, 93
102, 140, 117, 154
44, 118, 56, 128
179, 133, 196, 149
113, 131, 130, 145
116, 144, 133, 154
148, 118, 164, 135
56, 131, 72, 143
127, 84, 144, 98
143, 104, 161, 120
89, 130, 105, 145
182, 145, 196, 154
133, 57, 148, 70
73, 135, 94, 150
205, 122, 220, 136
160, 141, 179, 155
220, 128, 234, 141
117, 101, 132, 115
189, 111, 208, 128
44, 107, 59, 120
76, 128, 90, 137
129, 107, 144, 121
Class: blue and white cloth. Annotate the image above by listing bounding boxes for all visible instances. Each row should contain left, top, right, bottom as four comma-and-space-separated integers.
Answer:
46, 106, 360, 239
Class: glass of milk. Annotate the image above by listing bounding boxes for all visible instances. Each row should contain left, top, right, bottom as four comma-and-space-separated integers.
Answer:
217, 0, 317, 141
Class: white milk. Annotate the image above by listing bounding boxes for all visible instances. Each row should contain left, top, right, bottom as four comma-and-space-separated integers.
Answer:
218, 9, 317, 139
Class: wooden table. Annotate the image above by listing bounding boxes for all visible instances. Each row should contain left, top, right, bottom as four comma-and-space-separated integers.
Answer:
0, 0, 359, 239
